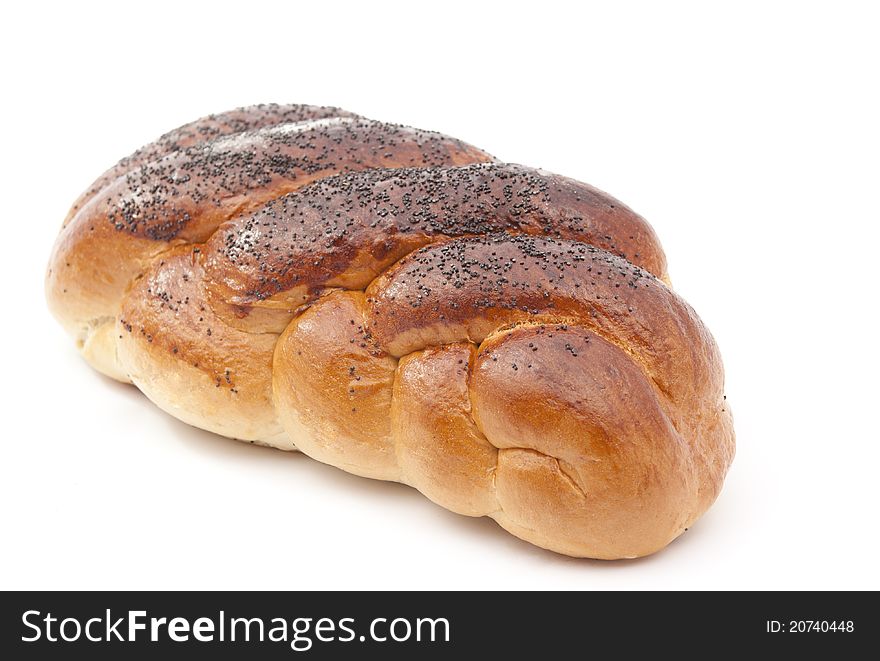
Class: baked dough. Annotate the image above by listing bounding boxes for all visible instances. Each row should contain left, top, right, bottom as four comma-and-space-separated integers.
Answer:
46, 105, 734, 558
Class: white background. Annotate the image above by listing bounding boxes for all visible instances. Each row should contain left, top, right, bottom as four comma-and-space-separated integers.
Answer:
1, 1, 877, 590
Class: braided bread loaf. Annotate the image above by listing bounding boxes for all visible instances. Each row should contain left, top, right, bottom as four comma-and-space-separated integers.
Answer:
46, 104, 734, 559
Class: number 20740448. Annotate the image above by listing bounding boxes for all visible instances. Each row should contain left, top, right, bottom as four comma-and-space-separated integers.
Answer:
767, 621, 854, 633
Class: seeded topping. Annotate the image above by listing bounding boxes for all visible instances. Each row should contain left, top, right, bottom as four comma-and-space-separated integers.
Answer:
206, 162, 662, 305
370, 232, 656, 316
98, 118, 491, 241
68, 103, 358, 220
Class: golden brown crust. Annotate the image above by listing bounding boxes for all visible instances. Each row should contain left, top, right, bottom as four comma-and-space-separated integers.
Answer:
268, 234, 732, 558
365, 233, 704, 395
202, 163, 667, 331
272, 291, 399, 478
46, 116, 493, 379
473, 325, 694, 558
393, 344, 498, 516
273, 236, 733, 558
117, 247, 285, 444
47, 105, 734, 559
